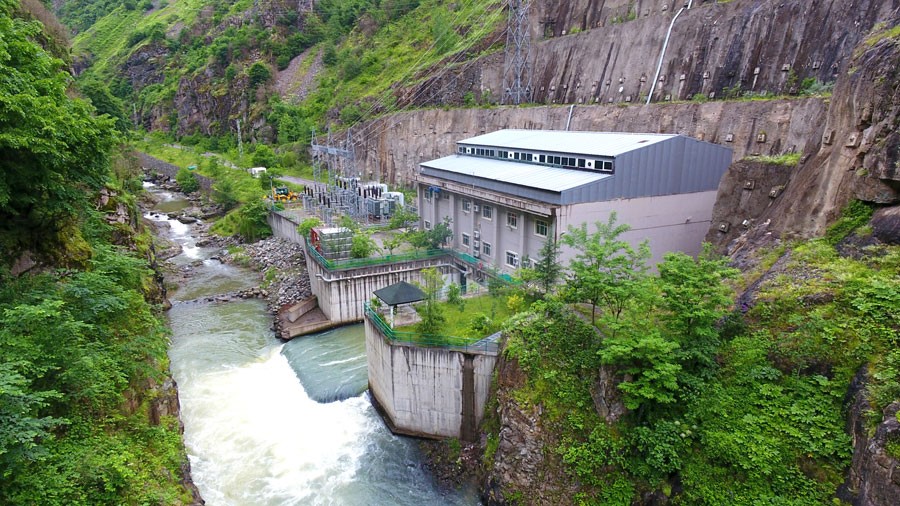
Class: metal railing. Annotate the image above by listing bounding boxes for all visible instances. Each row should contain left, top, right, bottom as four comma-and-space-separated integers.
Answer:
307, 244, 449, 271
364, 302, 499, 354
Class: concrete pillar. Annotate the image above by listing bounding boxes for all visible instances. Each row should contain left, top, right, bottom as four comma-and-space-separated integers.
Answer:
460, 354, 476, 442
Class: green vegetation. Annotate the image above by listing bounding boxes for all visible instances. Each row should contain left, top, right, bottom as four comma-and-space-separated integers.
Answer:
415, 267, 446, 335
1, 1, 116, 260
175, 167, 200, 193
69, 0, 505, 155
823, 199, 874, 245
743, 152, 804, 166
398, 293, 515, 339
0, 2, 192, 502
494, 208, 899, 503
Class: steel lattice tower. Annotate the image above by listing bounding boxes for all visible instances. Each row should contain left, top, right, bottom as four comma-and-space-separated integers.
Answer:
502, 0, 532, 105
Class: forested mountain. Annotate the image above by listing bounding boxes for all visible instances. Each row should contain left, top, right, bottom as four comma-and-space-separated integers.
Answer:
0, 1, 196, 502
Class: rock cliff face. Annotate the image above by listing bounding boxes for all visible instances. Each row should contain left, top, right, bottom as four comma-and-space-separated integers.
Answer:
401, 0, 898, 107
482, 355, 578, 505
354, 97, 825, 186
843, 370, 900, 506
706, 10, 900, 252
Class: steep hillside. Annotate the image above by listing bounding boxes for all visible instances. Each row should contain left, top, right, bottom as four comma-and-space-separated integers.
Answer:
0, 2, 198, 502
68, 0, 506, 142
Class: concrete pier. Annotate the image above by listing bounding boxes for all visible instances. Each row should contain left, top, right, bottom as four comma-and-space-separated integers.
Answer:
364, 312, 498, 441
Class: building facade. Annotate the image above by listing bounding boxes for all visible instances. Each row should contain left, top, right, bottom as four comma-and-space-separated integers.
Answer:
416, 129, 733, 274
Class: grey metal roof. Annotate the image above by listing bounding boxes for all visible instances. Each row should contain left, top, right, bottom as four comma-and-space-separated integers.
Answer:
458, 129, 677, 157
421, 155, 609, 192
421, 133, 733, 206
373, 281, 425, 306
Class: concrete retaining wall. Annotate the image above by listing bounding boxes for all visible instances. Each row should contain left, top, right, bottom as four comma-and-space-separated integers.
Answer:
268, 211, 304, 244
306, 255, 458, 324
365, 316, 498, 440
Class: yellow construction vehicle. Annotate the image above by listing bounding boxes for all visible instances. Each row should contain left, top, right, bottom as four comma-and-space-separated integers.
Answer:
272, 186, 300, 202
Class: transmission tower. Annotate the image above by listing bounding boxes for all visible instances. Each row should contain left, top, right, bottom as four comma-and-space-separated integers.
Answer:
502, 0, 532, 105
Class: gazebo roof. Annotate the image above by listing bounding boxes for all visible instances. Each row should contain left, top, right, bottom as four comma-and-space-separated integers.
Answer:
373, 281, 425, 306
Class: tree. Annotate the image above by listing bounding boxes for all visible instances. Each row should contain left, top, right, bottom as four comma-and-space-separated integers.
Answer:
258, 167, 283, 191
519, 237, 562, 297
426, 217, 453, 248
248, 61, 272, 87
416, 267, 446, 335
0, 2, 116, 258
383, 232, 403, 256
656, 245, 737, 394
388, 205, 418, 230
561, 213, 650, 326
350, 231, 380, 258
236, 199, 272, 242
212, 179, 238, 211
297, 217, 322, 242
338, 214, 360, 233
251, 144, 277, 168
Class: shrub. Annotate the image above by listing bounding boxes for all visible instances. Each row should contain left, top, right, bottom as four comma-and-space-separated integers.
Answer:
248, 62, 272, 87
175, 167, 199, 193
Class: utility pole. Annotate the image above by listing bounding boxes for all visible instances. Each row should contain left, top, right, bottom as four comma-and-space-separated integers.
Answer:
502, 0, 532, 105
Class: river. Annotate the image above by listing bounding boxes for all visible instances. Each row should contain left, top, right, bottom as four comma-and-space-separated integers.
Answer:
145, 185, 479, 505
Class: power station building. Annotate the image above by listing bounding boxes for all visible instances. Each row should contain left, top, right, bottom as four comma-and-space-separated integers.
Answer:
416, 129, 733, 274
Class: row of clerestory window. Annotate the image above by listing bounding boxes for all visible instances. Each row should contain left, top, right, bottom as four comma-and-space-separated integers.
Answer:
457, 145, 614, 173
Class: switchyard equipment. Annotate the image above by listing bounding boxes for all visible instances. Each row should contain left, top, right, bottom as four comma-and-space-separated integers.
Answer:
307, 127, 405, 227
309, 227, 353, 261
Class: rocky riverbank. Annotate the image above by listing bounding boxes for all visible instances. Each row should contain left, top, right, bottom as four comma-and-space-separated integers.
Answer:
142, 177, 312, 331
218, 236, 313, 315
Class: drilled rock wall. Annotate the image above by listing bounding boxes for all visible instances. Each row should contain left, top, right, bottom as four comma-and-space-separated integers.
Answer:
405, 0, 897, 108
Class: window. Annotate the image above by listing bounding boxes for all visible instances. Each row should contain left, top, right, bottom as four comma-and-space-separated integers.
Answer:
483, 242, 492, 256
458, 146, 464, 154
525, 153, 533, 161
577, 158, 586, 168
489, 149, 496, 157
442, 191, 449, 200
424, 190, 432, 202
424, 220, 432, 230
513, 152, 520, 160
535, 219, 548, 237
507, 212, 518, 229
601, 161, 614, 173
462, 198, 471, 212
553, 155, 561, 165
505, 251, 519, 268
539, 154, 546, 163
462, 233, 470, 246
482, 205, 493, 220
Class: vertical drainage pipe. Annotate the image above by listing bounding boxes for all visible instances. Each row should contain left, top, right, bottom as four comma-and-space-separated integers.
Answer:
646, 1, 693, 105
565, 104, 576, 131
